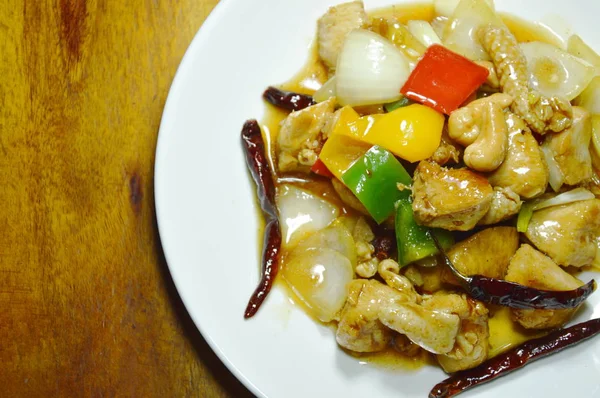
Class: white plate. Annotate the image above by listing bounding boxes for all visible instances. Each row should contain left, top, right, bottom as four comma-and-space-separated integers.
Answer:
155, 1, 600, 397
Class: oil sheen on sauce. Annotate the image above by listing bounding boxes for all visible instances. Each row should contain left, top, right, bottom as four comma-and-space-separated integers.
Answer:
256, 3, 564, 371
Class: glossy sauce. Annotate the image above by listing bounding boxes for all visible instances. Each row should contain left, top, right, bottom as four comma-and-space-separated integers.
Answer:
257, 2, 568, 369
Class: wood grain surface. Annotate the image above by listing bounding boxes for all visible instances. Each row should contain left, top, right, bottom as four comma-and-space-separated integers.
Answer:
0, 0, 253, 396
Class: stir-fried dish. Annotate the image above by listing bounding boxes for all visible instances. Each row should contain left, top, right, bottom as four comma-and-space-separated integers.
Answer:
240, 1, 600, 396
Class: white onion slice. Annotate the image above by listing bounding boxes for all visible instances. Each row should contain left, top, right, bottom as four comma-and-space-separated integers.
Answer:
407, 20, 442, 48
433, 0, 461, 17
575, 76, 600, 115
283, 247, 353, 322
593, 237, 600, 270
336, 29, 410, 106
521, 41, 595, 101
442, 0, 500, 61
540, 144, 565, 192
533, 188, 595, 211
567, 34, 600, 69
592, 115, 600, 163
294, 220, 357, 267
313, 76, 336, 103
276, 185, 339, 249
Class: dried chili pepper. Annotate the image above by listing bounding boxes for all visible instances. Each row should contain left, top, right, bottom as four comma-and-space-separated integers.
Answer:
430, 233, 596, 310
241, 119, 281, 319
429, 317, 600, 398
263, 86, 316, 112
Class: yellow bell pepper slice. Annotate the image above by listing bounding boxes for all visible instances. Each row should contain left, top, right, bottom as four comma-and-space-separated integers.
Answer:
364, 104, 444, 162
319, 134, 372, 180
329, 104, 444, 163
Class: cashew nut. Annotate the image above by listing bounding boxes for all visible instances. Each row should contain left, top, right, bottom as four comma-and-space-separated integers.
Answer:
448, 93, 512, 147
463, 101, 509, 172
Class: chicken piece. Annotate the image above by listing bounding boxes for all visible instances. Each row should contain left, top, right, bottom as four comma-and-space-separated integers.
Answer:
412, 160, 494, 231
478, 25, 572, 135
541, 106, 593, 187
430, 126, 463, 166
479, 187, 522, 225
336, 280, 394, 352
317, 1, 367, 71
525, 199, 600, 267
448, 93, 512, 147
505, 244, 584, 329
488, 113, 549, 199
425, 293, 489, 373
277, 98, 336, 173
442, 227, 519, 286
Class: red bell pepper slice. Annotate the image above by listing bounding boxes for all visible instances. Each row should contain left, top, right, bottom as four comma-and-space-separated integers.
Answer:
311, 158, 334, 178
400, 44, 489, 115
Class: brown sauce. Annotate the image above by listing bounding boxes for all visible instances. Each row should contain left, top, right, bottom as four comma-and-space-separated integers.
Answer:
256, 2, 571, 370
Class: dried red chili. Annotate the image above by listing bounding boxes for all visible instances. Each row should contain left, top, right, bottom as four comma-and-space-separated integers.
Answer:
429, 318, 600, 398
241, 119, 281, 319
431, 233, 596, 310
263, 86, 316, 112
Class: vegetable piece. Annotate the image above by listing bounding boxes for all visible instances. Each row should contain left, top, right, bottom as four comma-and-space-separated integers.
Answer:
262, 86, 316, 112
593, 115, 600, 159
442, 0, 500, 61
407, 20, 442, 48
313, 76, 336, 103
370, 17, 426, 67
516, 201, 535, 233
283, 247, 354, 322
432, 234, 597, 310
395, 198, 454, 267
276, 184, 340, 249
534, 187, 595, 211
540, 144, 565, 192
293, 221, 357, 268
241, 120, 282, 319
384, 96, 412, 113
567, 34, 600, 69
336, 29, 411, 106
341, 146, 411, 224
401, 44, 489, 115
575, 76, 600, 115
429, 318, 600, 398
433, 0, 461, 17
520, 41, 595, 101
319, 134, 372, 181
310, 159, 334, 178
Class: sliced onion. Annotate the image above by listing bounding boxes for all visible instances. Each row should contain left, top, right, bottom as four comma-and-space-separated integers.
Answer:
575, 76, 600, 115
313, 76, 336, 103
336, 29, 410, 106
540, 144, 565, 192
407, 20, 442, 48
431, 16, 449, 39
442, 0, 500, 61
434, 0, 460, 17
283, 247, 353, 322
521, 41, 596, 101
593, 237, 600, 270
533, 187, 595, 211
294, 220, 357, 267
567, 34, 600, 69
276, 184, 339, 249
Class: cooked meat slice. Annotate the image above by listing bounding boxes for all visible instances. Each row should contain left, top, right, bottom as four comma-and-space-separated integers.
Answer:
412, 160, 493, 231
336, 280, 394, 352
428, 293, 489, 373
277, 98, 335, 173
505, 244, 584, 329
403, 263, 445, 294
479, 187, 522, 225
478, 25, 572, 135
488, 113, 549, 199
525, 199, 600, 267
541, 106, 593, 187
317, 1, 367, 71
442, 226, 519, 285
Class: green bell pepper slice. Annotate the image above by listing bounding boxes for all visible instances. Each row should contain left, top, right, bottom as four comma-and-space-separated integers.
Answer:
384, 96, 412, 113
341, 146, 411, 224
395, 198, 454, 267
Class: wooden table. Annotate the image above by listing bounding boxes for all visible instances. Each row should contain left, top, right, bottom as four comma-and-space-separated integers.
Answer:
0, 0, 252, 396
